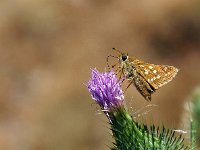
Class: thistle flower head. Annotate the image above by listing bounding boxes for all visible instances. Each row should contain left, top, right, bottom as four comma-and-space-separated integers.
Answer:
87, 69, 124, 110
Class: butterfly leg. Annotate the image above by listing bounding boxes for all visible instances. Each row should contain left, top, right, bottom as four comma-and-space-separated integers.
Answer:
113, 67, 126, 87
115, 66, 122, 76
115, 66, 125, 84
116, 68, 126, 86
124, 78, 134, 92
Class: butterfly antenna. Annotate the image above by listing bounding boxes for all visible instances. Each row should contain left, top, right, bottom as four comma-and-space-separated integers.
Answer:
112, 48, 123, 54
111, 62, 119, 69
107, 54, 119, 71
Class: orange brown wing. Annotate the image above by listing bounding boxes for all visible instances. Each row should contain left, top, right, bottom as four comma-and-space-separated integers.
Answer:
133, 59, 179, 90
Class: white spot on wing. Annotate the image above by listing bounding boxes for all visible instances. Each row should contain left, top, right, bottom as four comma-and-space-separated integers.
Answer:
153, 70, 157, 74
149, 66, 153, 69
140, 65, 144, 68
164, 67, 168, 71
144, 71, 148, 75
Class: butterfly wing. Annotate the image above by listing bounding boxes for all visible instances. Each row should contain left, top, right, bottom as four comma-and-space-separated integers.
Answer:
131, 72, 155, 101
133, 59, 179, 90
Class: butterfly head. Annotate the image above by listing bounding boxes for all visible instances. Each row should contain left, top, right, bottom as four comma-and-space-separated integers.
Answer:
112, 48, 129, 63
120, 53, 128, 62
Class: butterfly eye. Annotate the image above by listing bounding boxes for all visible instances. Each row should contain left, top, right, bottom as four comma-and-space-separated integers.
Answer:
122, 54, 127, 61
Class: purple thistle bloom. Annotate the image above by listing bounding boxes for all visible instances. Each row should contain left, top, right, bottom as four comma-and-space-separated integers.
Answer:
87, 69, 124, 111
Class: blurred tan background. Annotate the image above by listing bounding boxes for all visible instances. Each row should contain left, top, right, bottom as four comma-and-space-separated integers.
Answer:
0, 0, 200, 149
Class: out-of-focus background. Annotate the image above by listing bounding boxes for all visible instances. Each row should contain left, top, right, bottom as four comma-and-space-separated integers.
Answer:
0, 0, 200, 149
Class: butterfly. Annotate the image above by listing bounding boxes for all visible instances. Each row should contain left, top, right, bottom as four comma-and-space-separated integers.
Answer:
107, 48, 179, 101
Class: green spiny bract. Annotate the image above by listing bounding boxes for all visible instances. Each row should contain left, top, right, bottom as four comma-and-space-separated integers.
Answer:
110, 107, 191, 150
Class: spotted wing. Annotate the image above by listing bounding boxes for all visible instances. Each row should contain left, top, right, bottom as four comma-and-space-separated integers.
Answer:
133, 59, 179, 90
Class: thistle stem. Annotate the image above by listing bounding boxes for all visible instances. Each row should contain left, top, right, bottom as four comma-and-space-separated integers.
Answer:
109, 106, 188, 150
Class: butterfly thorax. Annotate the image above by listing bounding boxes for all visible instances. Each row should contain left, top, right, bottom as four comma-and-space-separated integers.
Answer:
121, 58, 137, 79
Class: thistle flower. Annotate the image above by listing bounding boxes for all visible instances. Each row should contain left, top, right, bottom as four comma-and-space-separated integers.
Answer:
87, 68, 124, 111
87, 69, 192, 150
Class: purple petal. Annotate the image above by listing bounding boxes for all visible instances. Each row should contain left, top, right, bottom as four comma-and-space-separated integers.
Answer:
87, 69, 124, 110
